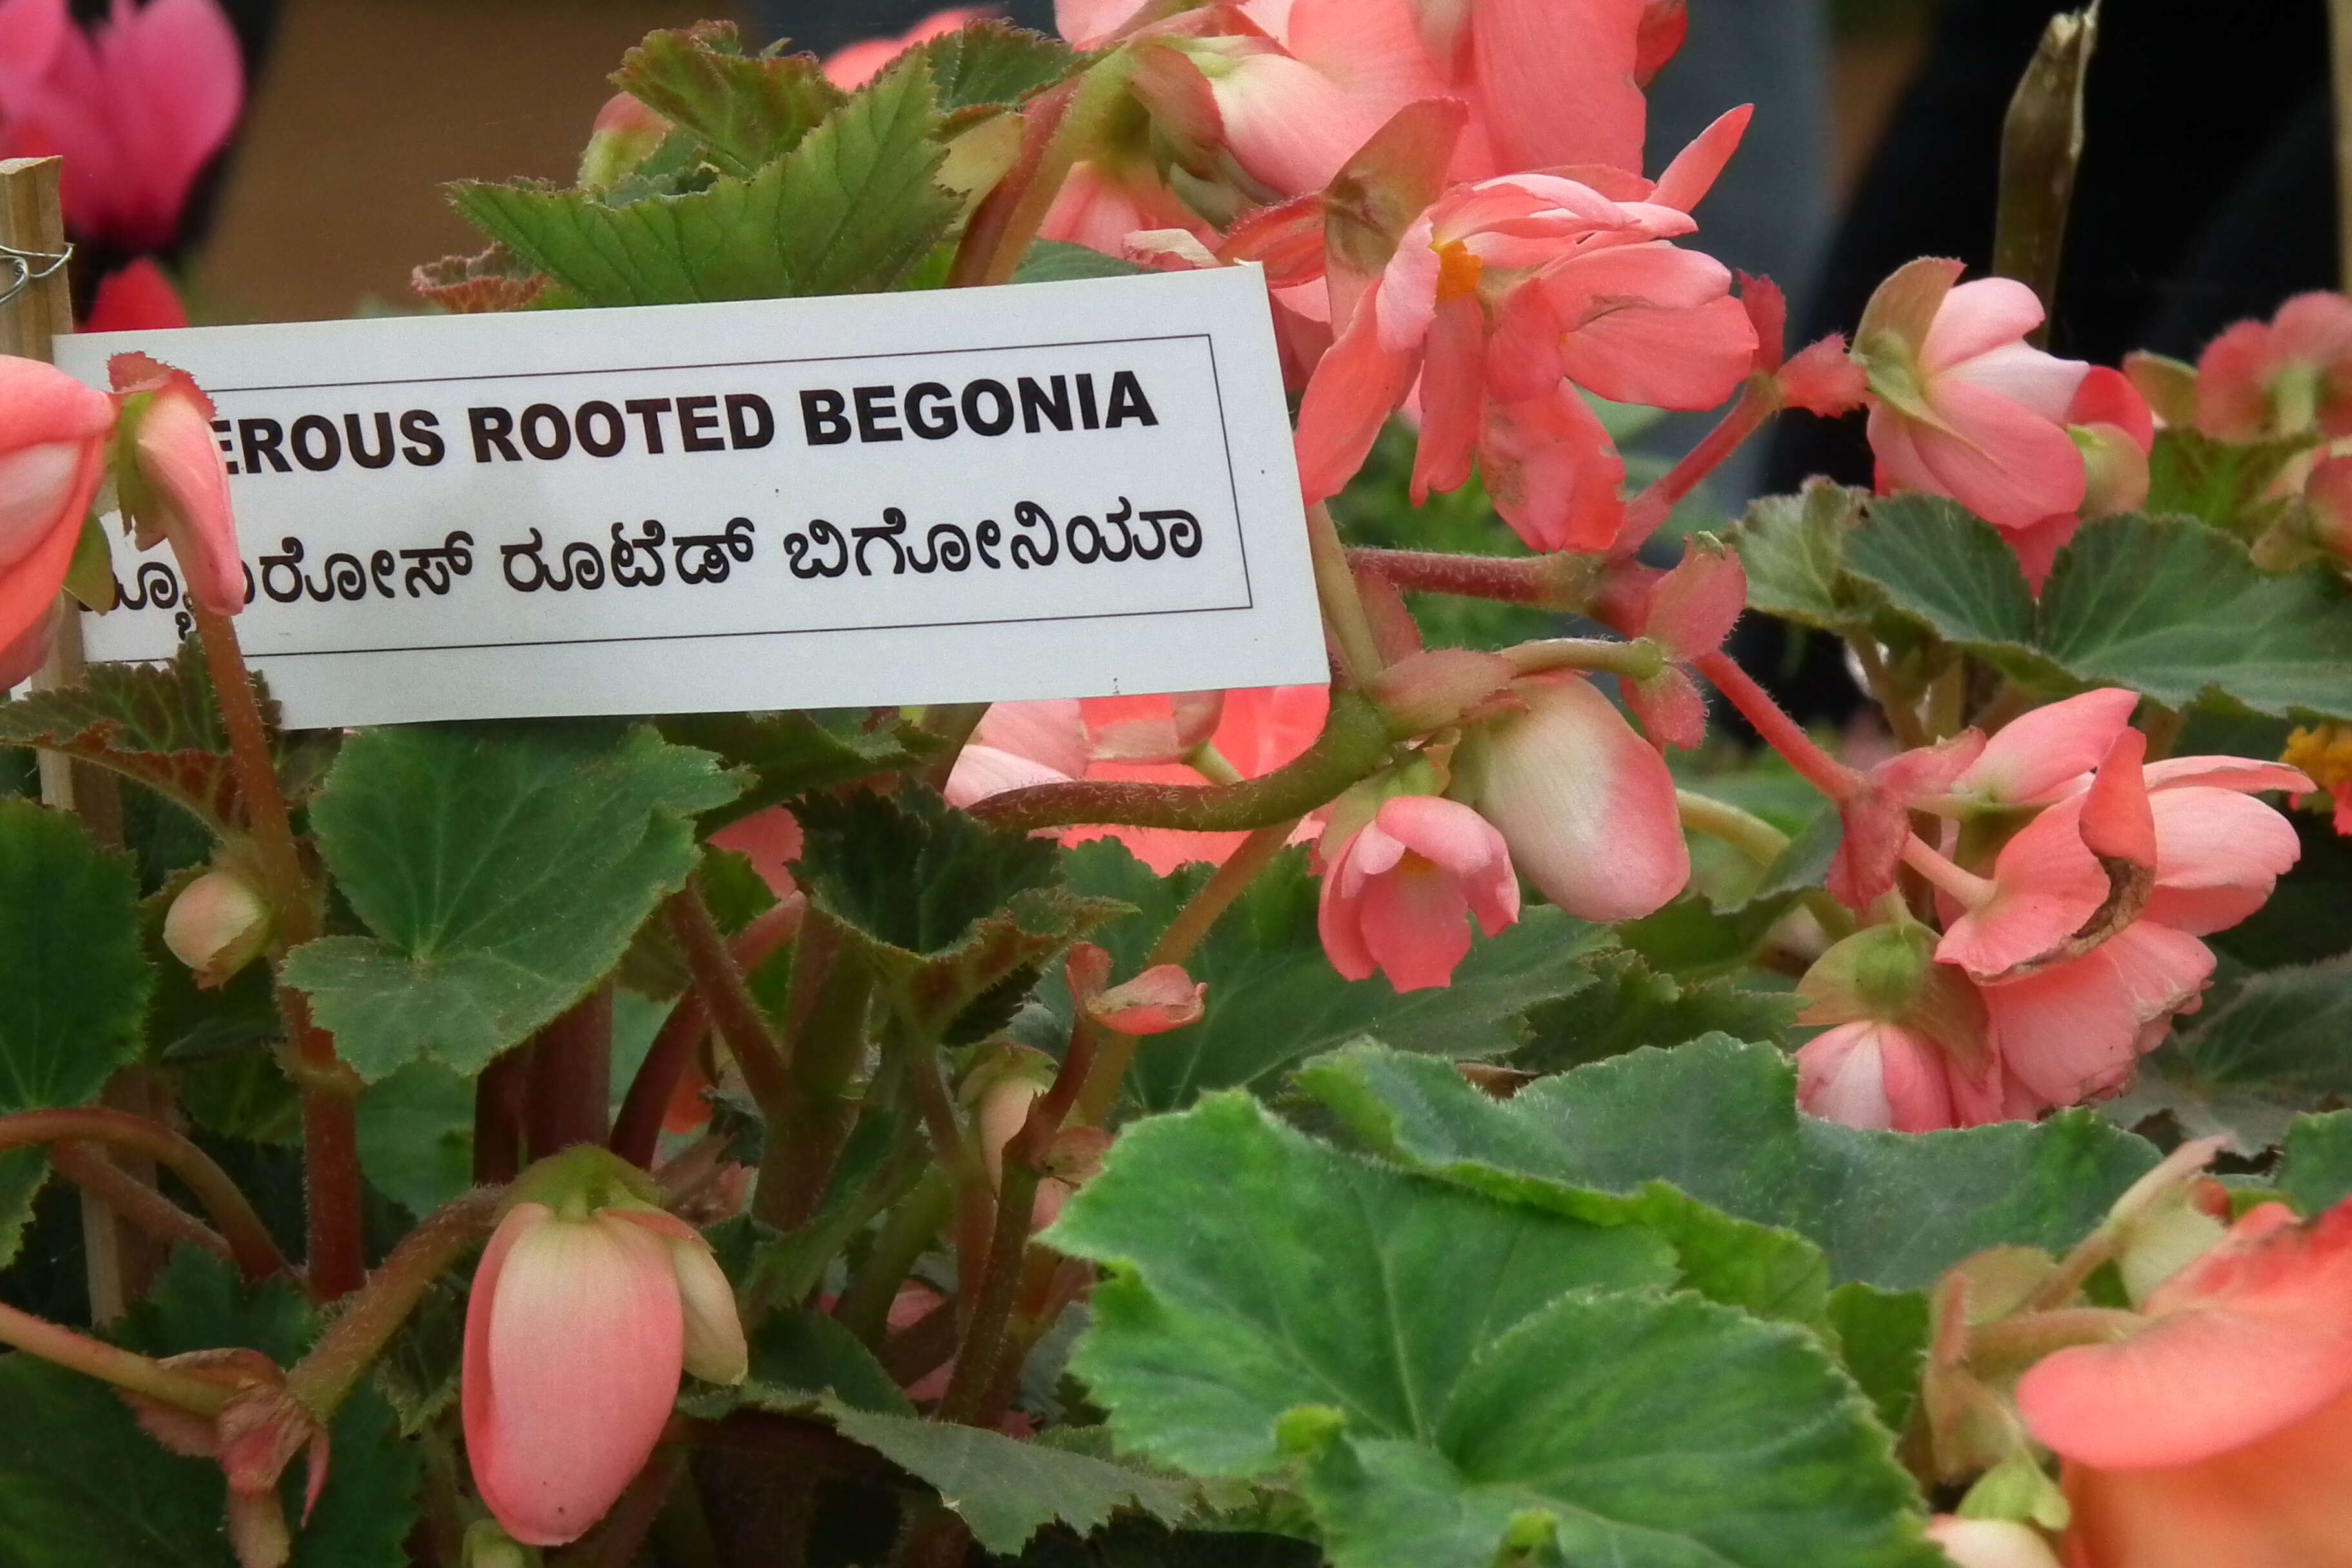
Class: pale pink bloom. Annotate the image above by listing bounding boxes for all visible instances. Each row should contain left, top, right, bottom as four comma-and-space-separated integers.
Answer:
161, 867, 270, 988
1063, 941, 1208, 1034
2010, 368, 2156, 593
83, 257, 186, 333
1037, 159, 1215, 257
1454, 673, 1687, 921
1923, 1519, 2063, 1568
2016, 1200, 2352, 1568
0, 354, 114, 662
1948, 687, 2142, 805
1316, 794, 1519, 991
464, 1201, 745, 1545
1795, 1020, 1957, 1133
1295, 119, 1756, 550
1857, 259, 2091, 531
110, 352, 242, 615
0, 0, 243, 250
2195, 291, 2352, 443
824, 7, 986, 89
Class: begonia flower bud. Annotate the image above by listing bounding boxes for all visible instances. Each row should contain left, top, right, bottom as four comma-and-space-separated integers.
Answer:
463, 1148, 745, 1546
1924, 1518, 2064, 1568
577, 92, 669, 192
162, 867, 272, 987
1316, 792, 1519, 992
1453, 674, 1687, 922
0, 357, 115, 667
108, 353, 244, 615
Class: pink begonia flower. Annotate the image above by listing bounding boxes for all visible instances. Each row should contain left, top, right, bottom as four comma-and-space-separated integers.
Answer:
1923, 1518, 2063, 1568
1316, 793, 1519, 991
1827, 730, 1987, 911
1856, 259, 2091, 531
1454, 672, 1687, 921
0, 0, 243, 251
1947, 687, 2143, 806
823, 6, 986, 90
1295, 113, 1756, 551
465, 1200, 746, 1545
949, 687, 1329, 873
2195, 290, 2352, 443
1039, 159, 1217, 256
2015, 1199, 2352, 1568
0, 355, 115, 670
84, 257, 188, 333
1795, 1019, 1957, 1133
1063, 941, 1208, 1034
1618, 537, 1745, 749
2007, 368, 2157, 594
110, 351, 243, 615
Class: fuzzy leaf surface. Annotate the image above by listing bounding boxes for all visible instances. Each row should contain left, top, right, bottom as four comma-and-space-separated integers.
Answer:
284, 724, 740, 1081
917, 19, 1077, 109
2118, 959, 2352, 1153
612, 24, 846, 177
2280, 1111, 2352, 1216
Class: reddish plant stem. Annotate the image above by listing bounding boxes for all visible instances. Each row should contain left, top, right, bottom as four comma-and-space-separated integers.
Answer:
1692, 651, 1861, 800
939, 1147, 1043, 1424
611, 897, 803, 1168
945, 79, 1077, 288
50, 1143, 233, 1268
1617, 380, 1777, 544
1346, 547, 1602, 608
664, 881, 796, 1116
287, 1186, 502, 1417
0, 1295, 231, 1414
0, 1108, 291, 1284
526, 984, 615, 1157
472, 1048, 529, 1185
968, 692, 1391, 836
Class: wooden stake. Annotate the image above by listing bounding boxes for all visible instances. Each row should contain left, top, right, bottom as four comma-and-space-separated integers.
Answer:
2334, 0, 2352, 293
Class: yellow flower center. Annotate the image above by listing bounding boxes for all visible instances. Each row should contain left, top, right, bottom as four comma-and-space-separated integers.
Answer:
1435, 240, 1484, 306
2283, 724, 2352, 793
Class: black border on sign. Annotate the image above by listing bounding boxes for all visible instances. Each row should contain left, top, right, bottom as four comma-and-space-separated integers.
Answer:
119, 330, 1277, 664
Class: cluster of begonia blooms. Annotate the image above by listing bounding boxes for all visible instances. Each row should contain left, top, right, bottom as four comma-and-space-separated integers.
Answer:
2, 2, 2351, 1564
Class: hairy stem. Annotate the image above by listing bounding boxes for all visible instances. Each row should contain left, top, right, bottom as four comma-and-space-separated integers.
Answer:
937, 1155, 1040, 1425
968, 692, 1392, 834
0, 1108, 291, 1285
836, 1168, 954, 1346
664, 879, 795, 1117
1075, 816, 1300, 1126
50, 1142, 233, 1269
0, 1296, 231, 1414
1619, 380, 1776, 545
1505, 636, 1665, 681
1347, 547, 1601, 609
1694, 651, 1860, 800
287, 1187, 502, 1418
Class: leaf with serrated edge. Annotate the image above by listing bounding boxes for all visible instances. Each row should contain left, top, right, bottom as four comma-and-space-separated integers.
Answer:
825, 1398, 1192, 1554
283, 724, 740, 1081
916, 19, 1077, 110
1845, 495, 2041, 662
1516, 946, 1796, 1071
1295, 1037, 2161, 1290
659, 709, 943, 829
1045, 841, 1612, 1113
2280, 1112, 2352, 1216
2119, 957, 2352, 1153
0, 800, 150, 1113
614, 24, 847, 179
1729, 480, 1877, 632
1048, 1095, 1934, 1568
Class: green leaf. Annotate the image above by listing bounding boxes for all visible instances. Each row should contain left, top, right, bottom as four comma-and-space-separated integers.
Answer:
658, 708, 944, 829
2280, 1112, 2352, 1216
283, 723, 740, 1081
1844, 495, 2040, 656
612, 24, 847, 179
2118, 959, 2352, 1153
1008, 1517, 1322, 1568
1294, 1037, 2159, 1291
1048, 1093, 1678, 1472
1050, 843, 1612, 1113
796, 787, 1126, 1037
1050, 1097, 1931, 1568
2035, 513, 2352, 719
1729, 480, 1877, 632
2145, 426, 2313, 534
355, 1063, 475, 1216
917, 19, 1077, 110
1516, 947, 1797, 1070
454, 57, 956, 305
1288, 1290, 1936, 1568
1825, 1282, 1930, 1435
1014, 241, 1150, 284
0, 642, 332, 834
825, 1398, 1193, 1555
0, 1250, 419, 1567
685, 1308, 913, 1418
0, 801, 151, 1137
1615, 888, 1799, 977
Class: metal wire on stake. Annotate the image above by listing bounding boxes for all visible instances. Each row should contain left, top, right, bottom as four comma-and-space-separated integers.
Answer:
0, 237, 73, 309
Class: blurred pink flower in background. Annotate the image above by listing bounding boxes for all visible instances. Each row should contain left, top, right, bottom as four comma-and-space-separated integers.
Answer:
823, 6, 985, 89
2195, 290, 2352, 443
0, 354, 115, 684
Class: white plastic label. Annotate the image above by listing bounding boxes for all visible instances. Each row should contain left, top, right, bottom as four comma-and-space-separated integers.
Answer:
56, 266, 1325, 728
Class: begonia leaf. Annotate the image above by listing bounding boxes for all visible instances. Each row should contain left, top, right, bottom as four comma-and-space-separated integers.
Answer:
1048, 1093, 1937, 1568
658, 707, 943, 830
613, 24, 847, 179
2113, 957, 2352, 1153
1825, 1282, 1931, 1436
1293, 1036, 2159, 1291
2279, 1110, 2352, 1217
2144, 426, 2312, 535
916, 19, 1078, 110
282, 723, 740, 1081
1843, 496, 2041, 663
1515, 946, 1797, 1070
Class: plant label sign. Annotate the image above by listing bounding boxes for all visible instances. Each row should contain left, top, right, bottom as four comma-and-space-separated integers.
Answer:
55, 267, 1325, 729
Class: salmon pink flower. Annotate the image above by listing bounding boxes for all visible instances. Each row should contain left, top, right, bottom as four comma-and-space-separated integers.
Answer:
823, 7, 986, 89
1856, 259, 2090, 531
1792, 919, 1992, 1132
0, 0, 244, 250
0, 355, 114, 671
1616, 536, 1745, 749
162, 867, 270, 988
1316, 792, 1518, 991
1827, 729, 1988, 910
109, 352, 243, 614
464, 1156, 746, 1547
2007, 368, 2156, 593
1453, 673, 1686, 920
2015, 1199, 2352, 1568
2195, 290, 2352, 443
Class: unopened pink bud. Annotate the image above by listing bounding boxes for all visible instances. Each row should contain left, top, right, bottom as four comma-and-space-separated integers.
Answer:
578, 93, 669, 191
162, 868, 272, 987
108, 354, 243, 616
1086, 964, 1206, 1035
1923, 1518, 2064, 1568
